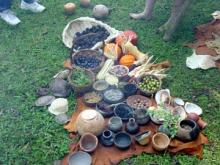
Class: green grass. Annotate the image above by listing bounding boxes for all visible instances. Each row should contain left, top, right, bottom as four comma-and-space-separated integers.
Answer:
0, 0, 220, 164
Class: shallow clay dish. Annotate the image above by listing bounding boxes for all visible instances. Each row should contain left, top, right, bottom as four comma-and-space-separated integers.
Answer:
152, 133, 170, 151
126, 95, 151, 110
79, 133, 98, 153
68, 151, 92, 165
83, 91, 102, 107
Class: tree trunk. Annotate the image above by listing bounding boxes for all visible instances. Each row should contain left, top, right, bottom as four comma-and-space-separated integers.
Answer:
129, 0, 156, 20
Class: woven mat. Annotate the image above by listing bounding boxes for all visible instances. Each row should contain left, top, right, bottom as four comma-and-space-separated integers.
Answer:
61, 98, 208, 165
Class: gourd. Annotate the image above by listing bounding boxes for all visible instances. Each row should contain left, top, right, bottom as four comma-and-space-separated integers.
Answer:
119, 55, 135, 67
80, 0, 91, 8
64, 3, 76, 14
104, 43, 122, 60
93, 4, 109, 19
121, 41, 148, 65
116, 30, 138, 46
96, 59, 114, 80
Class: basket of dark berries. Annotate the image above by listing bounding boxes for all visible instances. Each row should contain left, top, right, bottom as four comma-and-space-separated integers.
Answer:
71, 49, 105, 73
68, 67, 95, 96
62, 17, 121, 49
137, 74, 162, 96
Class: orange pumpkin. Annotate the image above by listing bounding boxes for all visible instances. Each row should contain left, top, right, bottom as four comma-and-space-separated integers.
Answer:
104, 43, 122, 60
119, 55, 136, 67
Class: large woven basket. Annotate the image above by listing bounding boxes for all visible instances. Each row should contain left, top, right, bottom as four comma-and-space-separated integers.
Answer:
62, 17, 121, 49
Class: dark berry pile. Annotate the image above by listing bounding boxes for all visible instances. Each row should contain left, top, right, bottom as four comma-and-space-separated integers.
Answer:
74, 55, 101, 69
73, 25, 110, 50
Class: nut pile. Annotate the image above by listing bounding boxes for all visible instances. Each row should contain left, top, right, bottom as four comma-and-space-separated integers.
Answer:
138, 75, 160, 92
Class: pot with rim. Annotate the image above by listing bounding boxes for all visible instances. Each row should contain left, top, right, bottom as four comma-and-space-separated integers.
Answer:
108, 116, 123, 132
134, 109, 150, 125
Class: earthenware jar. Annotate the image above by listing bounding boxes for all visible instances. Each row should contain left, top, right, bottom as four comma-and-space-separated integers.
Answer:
100, 129, 114, 147
176, 119, 200, 141
76, 109, 105, 136
135, 131, 152, 145
152, 133, 170, 151
126, 118, 139, 134
134, 109, 150, 125
108, 116, 123, 133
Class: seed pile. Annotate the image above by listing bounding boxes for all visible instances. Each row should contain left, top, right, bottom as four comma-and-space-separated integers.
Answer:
73, 25, 110, 50
74, 55, 101, 69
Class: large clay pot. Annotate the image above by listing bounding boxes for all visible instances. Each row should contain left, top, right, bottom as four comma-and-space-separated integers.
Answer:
76, 109, 105, 136
176, 119, 200, 141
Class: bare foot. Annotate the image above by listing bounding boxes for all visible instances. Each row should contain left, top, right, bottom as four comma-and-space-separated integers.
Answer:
129, 12, 152, 20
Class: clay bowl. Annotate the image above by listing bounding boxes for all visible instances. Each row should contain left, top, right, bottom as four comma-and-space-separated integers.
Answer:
135, 131, 152, 146
122, 83, 138, 97
68, 151, 92, 165
79, 133, 98, 153
103, 88, 124, 104
126, 95, 151, 110
83, 91, 103, 107
96, 101, 114, 118
114, 132, 132, 150
93, 80, 109, 92
152, 133, 170, 151
114, 103, 134, 121
108, 116, 123, 132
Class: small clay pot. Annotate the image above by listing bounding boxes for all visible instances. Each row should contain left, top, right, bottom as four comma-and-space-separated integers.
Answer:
176, 119, 200, 141
125, 118, 139, 134
79, 133, 98, 153
100, 129, 114, 147
152, 133, 170, 151
135, 131, 152, 145
108, 116, 123, 132
134, 109, 150, 125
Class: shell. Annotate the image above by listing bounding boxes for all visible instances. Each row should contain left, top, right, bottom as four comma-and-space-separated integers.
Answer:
172, 106, 187, 121
62, 17, 121, 49
35, 95, 55, 107
93, 5, 109, 19
184, 102, 203, 116
48, 98, 68, 115
155, 89, 170, 105
53, 70, 70, 80
173, 97, 184, 106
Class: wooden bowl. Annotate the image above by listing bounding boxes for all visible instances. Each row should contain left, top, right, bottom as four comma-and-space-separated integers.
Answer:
152, 133, 170, 151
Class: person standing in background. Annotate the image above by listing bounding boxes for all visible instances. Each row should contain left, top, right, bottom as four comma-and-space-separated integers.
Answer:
0, 0, 45, 26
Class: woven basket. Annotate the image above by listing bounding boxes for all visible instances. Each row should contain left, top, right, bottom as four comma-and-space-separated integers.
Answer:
62, 17, 121, 49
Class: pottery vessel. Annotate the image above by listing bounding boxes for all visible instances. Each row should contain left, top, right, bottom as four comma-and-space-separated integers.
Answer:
103, 88, 124, 104
126, 95, 151, 110
68, 151, 92, 165
158, 125, 171, 137
135, 131, 152, 145
134, 109, 150, 125
79, 133, 98, 153
93, 80, 109, 92
155, 89, 170, 105
184, 102, 203, 116
108, 116, 123, 132
76, 109, 105, 136
152, 133, 170, 151
122, 83, 137, 97
114, 103, 134, 121
100, 129, 114, 147
96, 101, 114, 118
176, 119, 200, 141
114, 132, 132, 150
126, 118, 139, 134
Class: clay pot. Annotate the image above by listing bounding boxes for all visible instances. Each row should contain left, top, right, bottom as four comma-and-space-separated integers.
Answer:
125, 118, 139, 134
96, 101, 114, 118
187, 113, 207, 129
176, 119, 200, 141
135, 131, 152, 145
108, 116, 123, 133
134, 109, 150, 125
122, 83, 137, 97
68, 151, 92, 165
114, 103, 134, 121
76, 109, 105, 136
152, 133, 170, 151
79, 133, 98, 153
158, 125, 171, 137
100, 129, 114, 147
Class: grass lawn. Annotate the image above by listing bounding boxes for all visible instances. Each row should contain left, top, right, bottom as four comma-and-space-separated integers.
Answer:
0, 0, 220, 164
